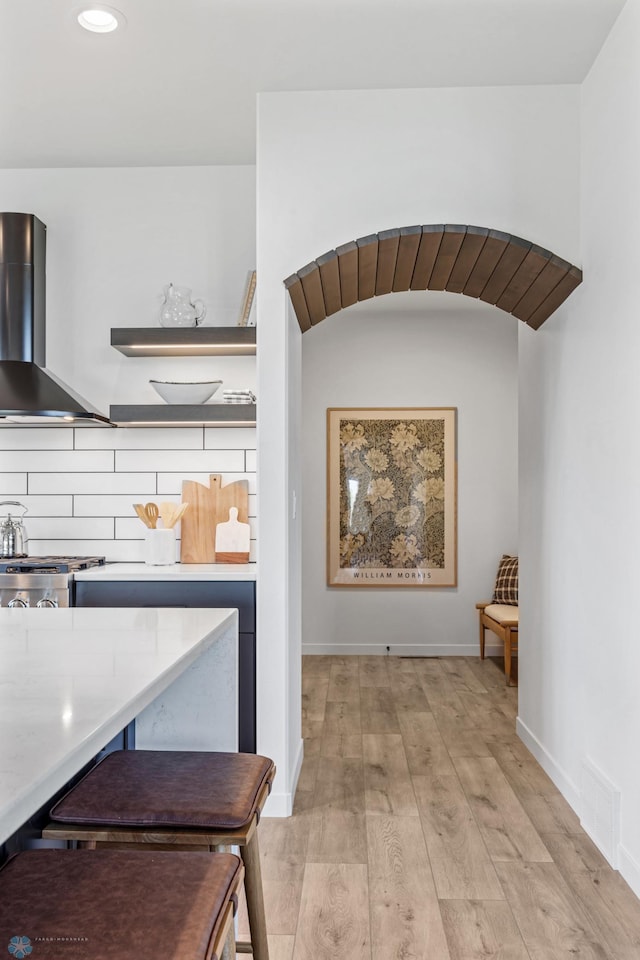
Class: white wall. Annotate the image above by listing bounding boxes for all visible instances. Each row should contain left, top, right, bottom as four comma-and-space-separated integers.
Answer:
287, 300, 303, 789
0, 167, 256, 415
0, 167, 257, 560
518, 0, 640, 895
301, 300, 518, 654
257, 84, 580, 812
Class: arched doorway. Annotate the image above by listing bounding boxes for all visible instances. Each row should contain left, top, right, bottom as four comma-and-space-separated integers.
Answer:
287, 222, 582, 659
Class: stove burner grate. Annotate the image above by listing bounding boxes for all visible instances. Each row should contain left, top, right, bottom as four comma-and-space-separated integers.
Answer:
0, 556, 106, 574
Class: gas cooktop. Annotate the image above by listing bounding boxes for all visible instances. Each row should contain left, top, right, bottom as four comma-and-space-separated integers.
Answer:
0, 556, 106, 574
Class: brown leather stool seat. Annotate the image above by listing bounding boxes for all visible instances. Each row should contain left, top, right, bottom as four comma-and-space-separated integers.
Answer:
0, 849, 243, 960
44, 751, 275, 960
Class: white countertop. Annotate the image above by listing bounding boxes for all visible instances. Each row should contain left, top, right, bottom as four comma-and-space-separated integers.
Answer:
74, 562, 257, 582
0, 606, 238, 844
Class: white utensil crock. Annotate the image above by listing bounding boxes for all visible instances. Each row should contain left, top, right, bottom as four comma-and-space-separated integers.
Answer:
144, 528, 176, 565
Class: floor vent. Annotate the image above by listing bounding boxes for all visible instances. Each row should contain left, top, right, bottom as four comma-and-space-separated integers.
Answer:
580, 757, 620, 867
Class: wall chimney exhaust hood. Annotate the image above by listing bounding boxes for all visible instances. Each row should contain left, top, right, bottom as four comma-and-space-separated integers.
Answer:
0, 212, 112, 425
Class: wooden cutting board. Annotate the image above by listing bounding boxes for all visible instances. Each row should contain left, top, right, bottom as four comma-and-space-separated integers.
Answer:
180, 474, 249, 564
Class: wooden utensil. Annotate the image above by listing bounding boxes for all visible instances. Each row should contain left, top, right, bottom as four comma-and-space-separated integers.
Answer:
144, 502, 159, 529
158, 501, 189, 529
171, 502, 189, 526
133, 503, 152, 528
159, 502, 177, 529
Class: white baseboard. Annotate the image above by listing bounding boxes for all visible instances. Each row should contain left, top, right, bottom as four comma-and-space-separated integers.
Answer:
262, 737, 304, 818
516, 717, 582, 812
618, 844, 640, 900
302, 643, 503, 657
580, 757, 621, 869
511, 718, 640, 894
262, 790, 291, 817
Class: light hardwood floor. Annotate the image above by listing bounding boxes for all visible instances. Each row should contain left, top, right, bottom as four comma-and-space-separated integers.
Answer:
250, 655, 640, 959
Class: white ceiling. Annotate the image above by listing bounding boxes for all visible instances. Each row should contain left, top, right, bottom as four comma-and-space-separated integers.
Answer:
0, 0, 625, 168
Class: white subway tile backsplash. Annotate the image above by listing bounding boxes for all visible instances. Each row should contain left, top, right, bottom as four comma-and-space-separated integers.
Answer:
103, 541, 146, 562
28, 518, 115, 539
76, 427, 205, 450
116, 518, 156, 540
74, 495, 165, 517
5, 425, 258, 562
29, 473, 158, 495
0, 473, 27, 495
156, 472, 257, 496
29, 540, 145, 562
0, 428, 74, 450
0, 496, 73, 516
204, 427, 256, 450
1, 451, 114, 473
116, 450, 245, 473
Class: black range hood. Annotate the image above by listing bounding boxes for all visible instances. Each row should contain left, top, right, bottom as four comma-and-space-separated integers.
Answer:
0, 212, 112, 425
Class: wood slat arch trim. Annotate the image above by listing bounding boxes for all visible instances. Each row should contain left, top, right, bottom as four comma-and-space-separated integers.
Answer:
283, 224, 582, 332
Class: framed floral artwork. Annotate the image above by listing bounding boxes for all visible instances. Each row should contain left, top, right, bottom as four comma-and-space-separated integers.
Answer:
327, 407, 457, 587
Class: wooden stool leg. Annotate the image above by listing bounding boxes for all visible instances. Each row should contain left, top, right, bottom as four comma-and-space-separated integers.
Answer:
479, 614, 486, 659
221, 923, 237, 960
504, 627, 512, 685
241, 832, 269, 960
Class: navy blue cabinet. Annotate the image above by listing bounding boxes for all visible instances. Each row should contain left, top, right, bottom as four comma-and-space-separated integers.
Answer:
75, 579, 256, 753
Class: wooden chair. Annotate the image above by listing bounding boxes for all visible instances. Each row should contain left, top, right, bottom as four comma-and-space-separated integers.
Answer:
0, 848, 243, 960
43, 750, 275, 960
476, 601, 518, 686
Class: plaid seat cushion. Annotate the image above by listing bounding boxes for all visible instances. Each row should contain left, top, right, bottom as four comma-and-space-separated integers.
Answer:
492, 554, 518, 605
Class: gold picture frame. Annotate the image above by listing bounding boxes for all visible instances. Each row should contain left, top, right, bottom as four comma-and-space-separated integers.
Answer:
327, 407, 457, 587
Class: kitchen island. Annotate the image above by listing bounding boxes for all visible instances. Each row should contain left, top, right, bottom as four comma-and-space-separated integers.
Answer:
0, 606, 238, 846
74, 563, 257, 752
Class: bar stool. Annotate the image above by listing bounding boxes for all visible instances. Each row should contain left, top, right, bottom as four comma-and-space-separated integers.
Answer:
0, 848, 243, 960
42, 751, 276, 960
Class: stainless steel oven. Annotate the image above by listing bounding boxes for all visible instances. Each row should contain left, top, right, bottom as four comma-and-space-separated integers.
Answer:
0, 557, 106, 608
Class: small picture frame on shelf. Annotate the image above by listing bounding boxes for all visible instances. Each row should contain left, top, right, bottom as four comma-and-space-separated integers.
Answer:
237, 270, 257, 327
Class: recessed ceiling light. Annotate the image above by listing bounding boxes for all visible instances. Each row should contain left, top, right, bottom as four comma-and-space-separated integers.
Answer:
76, 6, 125, 33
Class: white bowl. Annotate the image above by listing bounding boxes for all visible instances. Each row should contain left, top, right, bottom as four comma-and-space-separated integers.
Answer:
149, 380, 222, 404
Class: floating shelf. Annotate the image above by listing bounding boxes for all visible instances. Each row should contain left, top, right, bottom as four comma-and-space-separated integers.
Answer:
109, 404, 256, 426
111, 327, 256, 357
